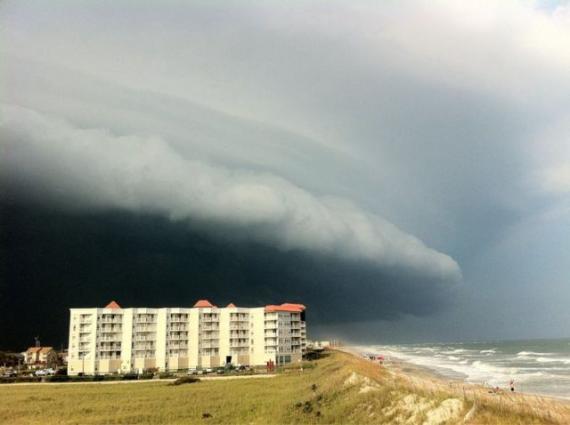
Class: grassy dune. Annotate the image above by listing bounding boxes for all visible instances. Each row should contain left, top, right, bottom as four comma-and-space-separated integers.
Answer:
1, 350, 569, 424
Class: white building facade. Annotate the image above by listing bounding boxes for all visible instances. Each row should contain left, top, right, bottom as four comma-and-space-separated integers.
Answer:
67, 300, 307, 375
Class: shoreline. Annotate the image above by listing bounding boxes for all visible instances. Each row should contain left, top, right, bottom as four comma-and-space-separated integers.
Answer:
339, 346, 570, 404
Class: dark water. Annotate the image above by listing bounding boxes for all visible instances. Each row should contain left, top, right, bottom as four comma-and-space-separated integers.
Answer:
357, 338, 570, 399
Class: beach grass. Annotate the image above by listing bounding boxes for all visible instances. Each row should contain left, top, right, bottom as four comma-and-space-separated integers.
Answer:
1, 350, 569, 424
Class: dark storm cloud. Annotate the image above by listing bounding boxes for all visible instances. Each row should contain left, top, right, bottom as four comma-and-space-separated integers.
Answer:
0, 200, 453, 350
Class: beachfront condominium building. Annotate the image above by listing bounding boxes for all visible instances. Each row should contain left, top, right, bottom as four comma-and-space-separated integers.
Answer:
67, 300, 307, 375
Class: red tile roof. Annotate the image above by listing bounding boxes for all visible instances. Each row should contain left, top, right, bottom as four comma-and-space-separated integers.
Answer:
265, 303, 306, 313
226, 303, 237, 308
193, 299, 216, 308
105, 300, 121, 309
26, 346, 53, 354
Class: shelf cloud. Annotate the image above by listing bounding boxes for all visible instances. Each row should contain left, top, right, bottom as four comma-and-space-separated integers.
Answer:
1, 104, 460, 283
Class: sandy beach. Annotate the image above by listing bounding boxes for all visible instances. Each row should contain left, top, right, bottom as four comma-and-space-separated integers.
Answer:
340, 346, 570, 424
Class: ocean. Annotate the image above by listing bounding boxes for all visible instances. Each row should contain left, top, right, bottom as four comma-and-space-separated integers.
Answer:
355, 338, 570, 399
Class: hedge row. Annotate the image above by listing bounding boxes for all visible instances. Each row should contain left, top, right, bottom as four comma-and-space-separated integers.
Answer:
0, 376, 42, 384
0, 374, 161, 384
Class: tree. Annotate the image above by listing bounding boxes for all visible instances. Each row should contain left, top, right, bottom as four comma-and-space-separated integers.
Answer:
46, 350, 61, 369
0, 352, 20, 367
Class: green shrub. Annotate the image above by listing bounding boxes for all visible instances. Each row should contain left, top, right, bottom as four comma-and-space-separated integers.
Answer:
8, 377, 42, 384
121, 373, 138, 380
159, 372, 174, 379
46, 375, 70, 382
68, 376, 93, 382
169, 376, 200, 386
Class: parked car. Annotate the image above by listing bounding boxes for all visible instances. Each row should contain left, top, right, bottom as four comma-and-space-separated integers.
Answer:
204, 368, 213, 374
35, 369, 55, 376
187, 368, 198, 375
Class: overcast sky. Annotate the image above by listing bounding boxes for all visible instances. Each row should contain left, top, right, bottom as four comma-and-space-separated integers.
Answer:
1, 0, 570, 348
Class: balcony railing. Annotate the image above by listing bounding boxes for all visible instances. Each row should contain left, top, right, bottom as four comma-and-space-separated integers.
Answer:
99, 355, 121, 360
201, 324, 219, 331
229, 324, 249, 330
169, 316, 188, 323
100, 318, 122, 324
201, 335, 219, 341
133, 336, 156, 342
168, 335, 188, 341
99, 346, 122, 351
169, 344, 188, 349
133, 346, 155, 351
134, 318, 156, 324
98, 337, 121, 342
169, 326, 188, 332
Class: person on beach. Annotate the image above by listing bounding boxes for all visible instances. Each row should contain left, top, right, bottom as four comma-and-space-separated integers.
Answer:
509, 379, 515, 392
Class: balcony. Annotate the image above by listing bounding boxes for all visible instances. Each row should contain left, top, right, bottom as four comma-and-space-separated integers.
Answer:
134, 327, 156, 333
168, 335, 188, 341
99, 346, 121, 351
201, 325, 219, 331
169, 316, 188, 323
134, 318, 156, 324
98, 336, 121, 342
200, 315, 219, 322
201, 334, 219, 341
230, 314, 249, 322
133, 336, 155, 342
133, 345, 155, 351
169, 326, 188, 332
229, 323, 249, 330
99, 355, 121, 360
100, 318, 122, 324
100, 326, 122, 331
